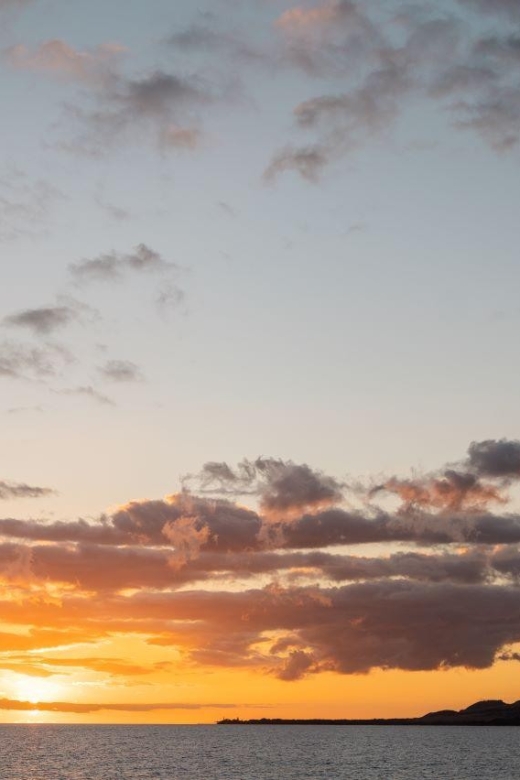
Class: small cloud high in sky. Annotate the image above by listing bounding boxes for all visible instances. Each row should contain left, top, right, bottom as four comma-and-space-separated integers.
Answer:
0, 0, 519, 723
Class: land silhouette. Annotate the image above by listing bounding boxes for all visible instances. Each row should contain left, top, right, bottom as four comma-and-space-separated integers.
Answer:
218, 700, 520, 726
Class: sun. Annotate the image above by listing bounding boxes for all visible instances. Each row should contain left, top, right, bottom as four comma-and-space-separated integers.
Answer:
13, 676, 64, 705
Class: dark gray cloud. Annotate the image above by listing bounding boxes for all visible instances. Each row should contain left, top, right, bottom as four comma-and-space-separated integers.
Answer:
169, 23, 266, 64
489, 545, 520, 580
105, 69, 210, 150
276, 649, 316, 681
64, 68, 212, 154
0, 341, 72, 379
98, 359, 143, 383
3, 490, 520, 553
3, 306, 78, 335
268, 1, 520, 179
457, 0, 520, 19
0, 542, 492, 593
473, 35, 520, 65
188, 458, 344, 515
297, 580, 520, 675
69, 243, 175, 285
467, 439, 520, 478
0, 480, 53, 500
113, 580, 520, 677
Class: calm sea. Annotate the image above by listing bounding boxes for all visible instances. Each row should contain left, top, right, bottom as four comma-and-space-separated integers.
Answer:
0, 724, 518, 779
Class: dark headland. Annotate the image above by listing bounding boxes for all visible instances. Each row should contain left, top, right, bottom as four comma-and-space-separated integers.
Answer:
218, 700, 520, 726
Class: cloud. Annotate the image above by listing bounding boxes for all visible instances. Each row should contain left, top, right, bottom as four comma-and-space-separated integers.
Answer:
6, 405, 43, 414
3, 306, 78, 336
457, 0, 520, 19
0, 540, 498, 593
107, 580, 520, 677
0, 341, 73, 379
0, 481, 53, 500
275, 0, 384, 77
264, 144, 331, 183
4, 40, 124, 86
98, 359, 143, 383
266, 59, 411, 180
187, 458, 344, 516
63, 68, 212, 155
276, 649, 316, 680
57, 386, 115, 406
169, 23, 266, 64
268, 2, 520, 178
467, 439, 520, 478
0, 698, 236, 713
3, 486, 520, 555
0, 440, 519, 683
17, 655, 165, 677
370, 470, 504, 511
4, 39, 210, 153
163, 517, 211, 569
69, 243, 174, 284
0, 167, 62, 241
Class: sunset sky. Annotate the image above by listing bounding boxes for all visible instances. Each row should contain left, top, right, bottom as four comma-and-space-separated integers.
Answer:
1, 0, 520, 723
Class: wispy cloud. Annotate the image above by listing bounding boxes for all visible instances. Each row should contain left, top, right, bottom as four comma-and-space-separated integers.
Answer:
457, 0, 520, 19
267, 1, 520, 179
4, 40, 124, 86
0, 480, 53, 500
3, 306, 79, 336
98, 359, 143, 383
64, 68, 213, 155
57, 385, 115, 406
0, 167, 62, 241
169, 22, 267, 65
0, 698, 237, 713
0, 341, 73, 380
69, 243, 175, 284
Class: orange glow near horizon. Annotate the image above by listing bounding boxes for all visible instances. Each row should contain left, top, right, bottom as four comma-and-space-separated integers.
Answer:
1, 444, 520, 724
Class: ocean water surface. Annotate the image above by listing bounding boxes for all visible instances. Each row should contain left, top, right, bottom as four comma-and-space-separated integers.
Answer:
0, 724, 518, 779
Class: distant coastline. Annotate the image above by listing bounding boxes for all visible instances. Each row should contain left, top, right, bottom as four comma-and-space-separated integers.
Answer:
218, 700, 520, 726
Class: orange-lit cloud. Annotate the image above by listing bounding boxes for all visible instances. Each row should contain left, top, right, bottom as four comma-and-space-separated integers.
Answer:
0, 698, 237, 713
0, 440, 519, 694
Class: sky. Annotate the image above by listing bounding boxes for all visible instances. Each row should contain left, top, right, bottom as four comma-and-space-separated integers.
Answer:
0, 0, 520, 723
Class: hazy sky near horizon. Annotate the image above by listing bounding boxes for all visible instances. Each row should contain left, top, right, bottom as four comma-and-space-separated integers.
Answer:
1, 0, 520, 722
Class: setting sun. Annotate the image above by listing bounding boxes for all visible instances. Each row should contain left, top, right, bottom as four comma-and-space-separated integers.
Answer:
13, 676, 65, 706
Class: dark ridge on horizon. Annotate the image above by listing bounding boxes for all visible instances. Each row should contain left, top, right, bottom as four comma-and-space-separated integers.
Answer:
218, 700, 520, 726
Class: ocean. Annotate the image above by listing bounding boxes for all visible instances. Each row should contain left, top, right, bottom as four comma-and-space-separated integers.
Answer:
1, 724, 518, 779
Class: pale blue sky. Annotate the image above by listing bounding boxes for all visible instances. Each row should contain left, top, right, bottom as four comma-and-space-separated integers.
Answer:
1, 0, 520, 519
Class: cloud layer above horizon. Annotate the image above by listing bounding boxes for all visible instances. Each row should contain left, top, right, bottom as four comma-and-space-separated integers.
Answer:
1, 438, 520, 692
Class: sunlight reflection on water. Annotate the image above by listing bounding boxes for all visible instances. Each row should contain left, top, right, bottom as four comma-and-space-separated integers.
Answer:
0, 724, 518, 780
